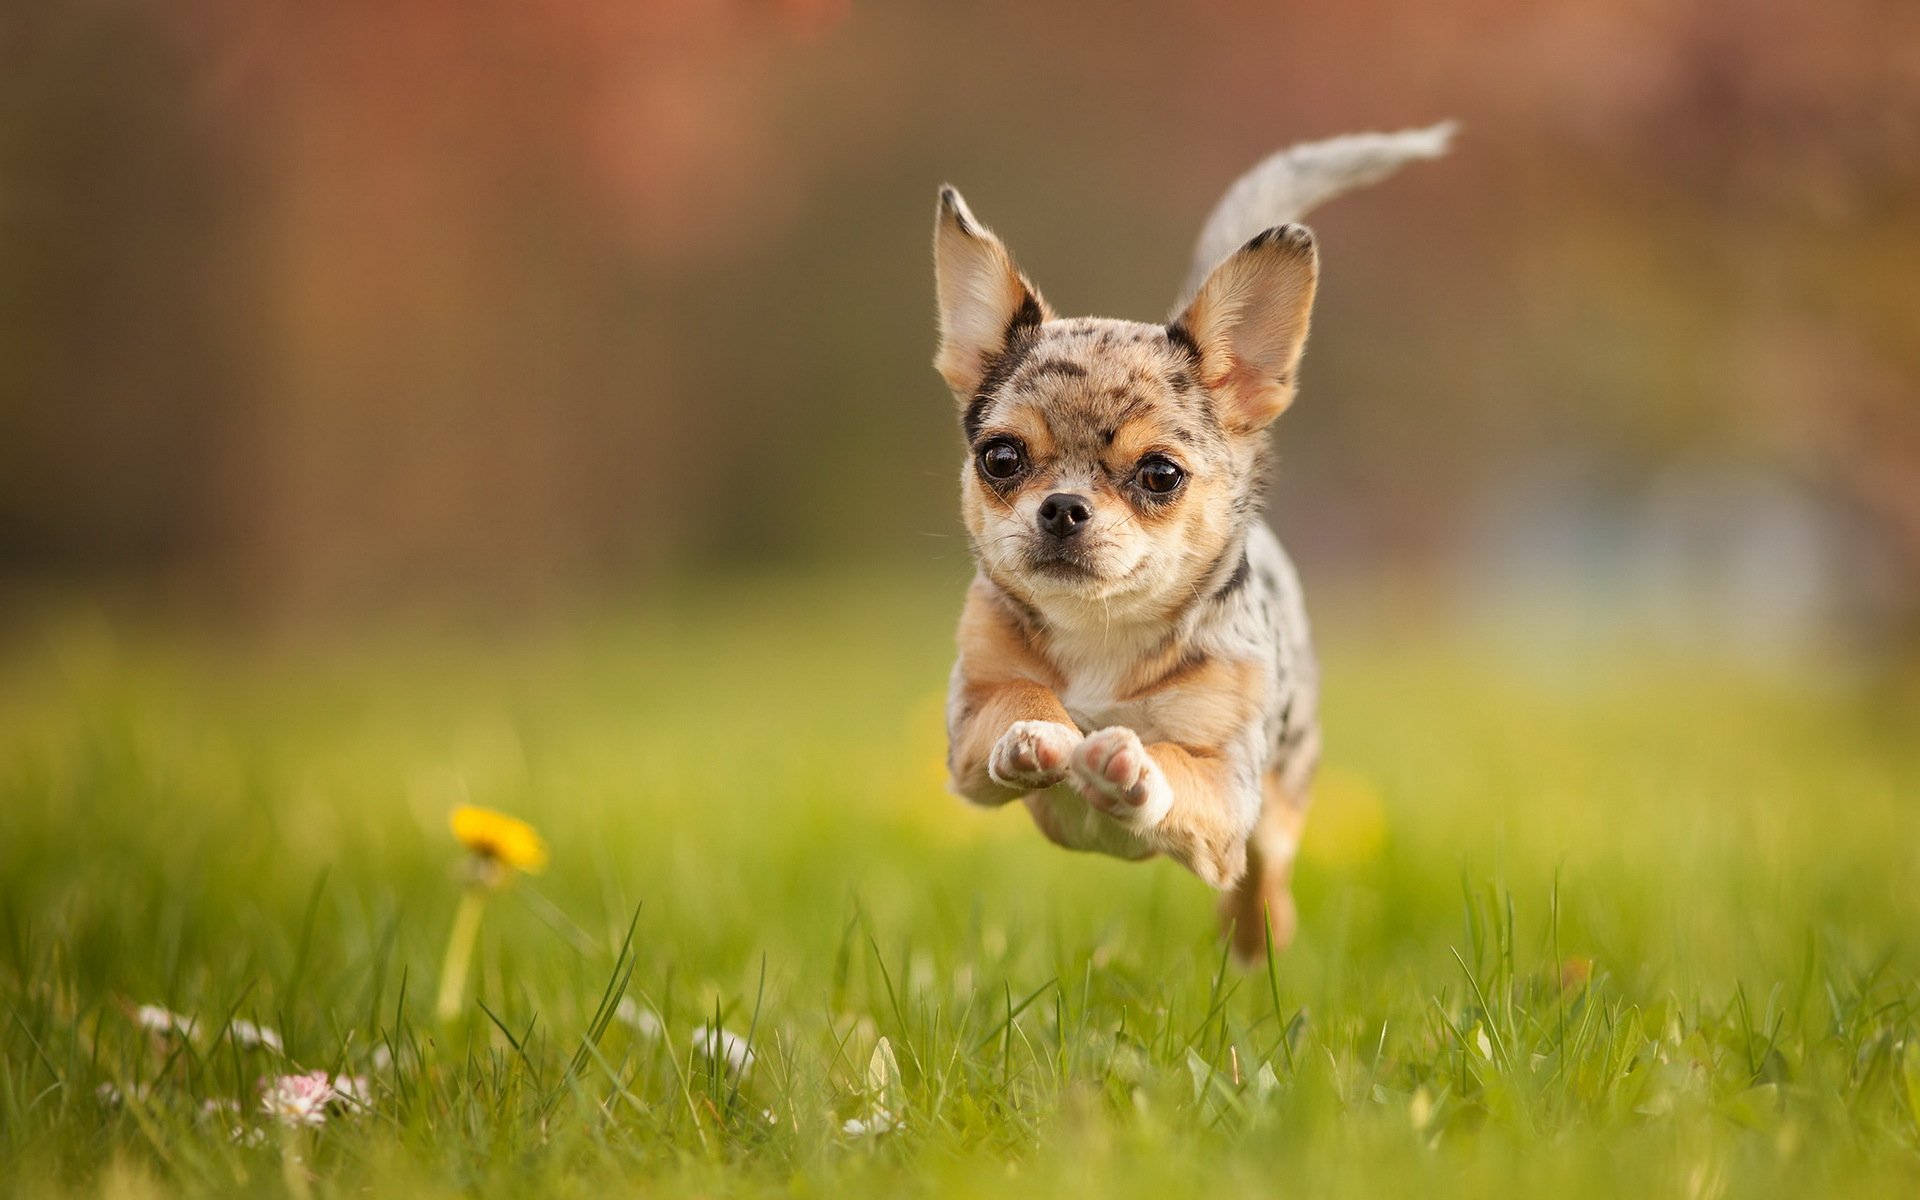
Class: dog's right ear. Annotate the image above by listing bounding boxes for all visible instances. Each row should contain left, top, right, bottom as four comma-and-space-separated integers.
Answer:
933, 187, 1051, 398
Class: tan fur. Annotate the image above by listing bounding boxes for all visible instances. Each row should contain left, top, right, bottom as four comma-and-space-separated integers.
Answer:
1133, 742, 1252, 888
949, 584, 1273, 888
949, 575, 1279, 886
947, 581, 1072, 804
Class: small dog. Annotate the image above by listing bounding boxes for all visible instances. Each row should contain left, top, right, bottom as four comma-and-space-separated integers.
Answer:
935, 125, 1453, 961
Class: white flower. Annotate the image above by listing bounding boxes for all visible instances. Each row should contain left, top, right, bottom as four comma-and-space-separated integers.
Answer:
95, 1081, 152, 1107
691, 1025, 754, 1077
615, 997, 663, 1040
230, 1124, 269, 1147
198, 1097, 242, 1123
328, 1074, 371, 1110
841, 1107, 903, 1136
260, 1071, 334, 1128
229, 1020, 283, 1053
135, 1005, 197, 1039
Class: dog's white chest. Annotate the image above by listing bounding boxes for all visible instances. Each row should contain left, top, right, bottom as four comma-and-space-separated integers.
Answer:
1059, 676, 1116, 733
1060, 673, 1145, 741
1051, 632, 1164, 741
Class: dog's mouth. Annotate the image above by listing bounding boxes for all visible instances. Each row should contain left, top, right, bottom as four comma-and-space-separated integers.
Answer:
1022, 540, 1105, 581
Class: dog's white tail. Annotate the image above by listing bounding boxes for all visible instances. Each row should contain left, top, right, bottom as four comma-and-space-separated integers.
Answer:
1175, 122, 1457, 310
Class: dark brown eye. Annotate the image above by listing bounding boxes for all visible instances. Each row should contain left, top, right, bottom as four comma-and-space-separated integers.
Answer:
1134, 455, 1185, 495
978, 439, 1025, 480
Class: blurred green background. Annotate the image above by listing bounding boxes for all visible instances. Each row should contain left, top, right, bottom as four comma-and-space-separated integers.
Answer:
3, 0, 1917, 653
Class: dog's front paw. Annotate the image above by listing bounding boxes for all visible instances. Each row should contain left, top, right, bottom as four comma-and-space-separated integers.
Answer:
1070, 727, 1172, 829
988, 720, 1080, 791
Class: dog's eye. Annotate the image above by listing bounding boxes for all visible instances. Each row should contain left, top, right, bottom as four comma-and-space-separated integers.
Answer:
978, 439, 1026, 480
1134, 455, 1185, 495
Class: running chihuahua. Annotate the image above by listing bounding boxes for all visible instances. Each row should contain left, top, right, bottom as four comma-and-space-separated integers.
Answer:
936, 125, 1453, 961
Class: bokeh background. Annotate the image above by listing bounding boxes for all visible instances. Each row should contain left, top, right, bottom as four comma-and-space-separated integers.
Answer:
3, 0, 1919, 661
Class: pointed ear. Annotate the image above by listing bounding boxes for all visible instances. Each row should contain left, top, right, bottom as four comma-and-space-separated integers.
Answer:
933, 186, 1051, 398
1170, 224, 1318, 433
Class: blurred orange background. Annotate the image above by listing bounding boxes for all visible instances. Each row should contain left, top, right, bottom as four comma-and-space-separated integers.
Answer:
3, 0, 1916, 653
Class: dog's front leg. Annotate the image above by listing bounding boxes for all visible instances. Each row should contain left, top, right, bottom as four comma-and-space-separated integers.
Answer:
1068, 728, 1255, 888
947, 678, 1083, 807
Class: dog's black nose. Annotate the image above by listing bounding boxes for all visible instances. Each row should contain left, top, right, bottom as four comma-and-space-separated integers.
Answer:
1037, 492, 1092, 539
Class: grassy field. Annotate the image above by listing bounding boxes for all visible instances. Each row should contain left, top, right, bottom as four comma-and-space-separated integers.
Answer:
3, 572, 1919, 1197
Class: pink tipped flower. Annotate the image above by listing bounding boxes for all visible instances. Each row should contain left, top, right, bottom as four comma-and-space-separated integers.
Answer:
260, 1071, 334, 1128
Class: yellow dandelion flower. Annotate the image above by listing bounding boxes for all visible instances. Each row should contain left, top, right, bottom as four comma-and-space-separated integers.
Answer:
437, 806, 546, 1023
449, 806, 547, 874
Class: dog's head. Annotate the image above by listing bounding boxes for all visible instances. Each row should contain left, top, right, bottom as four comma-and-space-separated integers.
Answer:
933, 187, 1318, 622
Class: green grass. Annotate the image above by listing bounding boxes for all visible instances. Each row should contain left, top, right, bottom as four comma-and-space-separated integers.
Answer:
3, 572, 1920, 1197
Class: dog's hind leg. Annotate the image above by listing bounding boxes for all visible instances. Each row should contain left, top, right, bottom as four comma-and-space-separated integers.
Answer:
1220, 763, 1313, 964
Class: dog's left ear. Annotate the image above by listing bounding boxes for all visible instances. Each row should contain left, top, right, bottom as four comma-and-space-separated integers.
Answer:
933, 187, 1052, 398
1170, 224, 1319, 433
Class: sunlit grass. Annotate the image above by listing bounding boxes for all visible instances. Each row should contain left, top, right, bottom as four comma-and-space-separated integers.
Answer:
3, 573, 1919, 1197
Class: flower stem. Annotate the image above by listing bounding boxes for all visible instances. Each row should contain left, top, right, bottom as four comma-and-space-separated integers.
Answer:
279, 1125, 311, 1200
435, 885, 488, 1023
